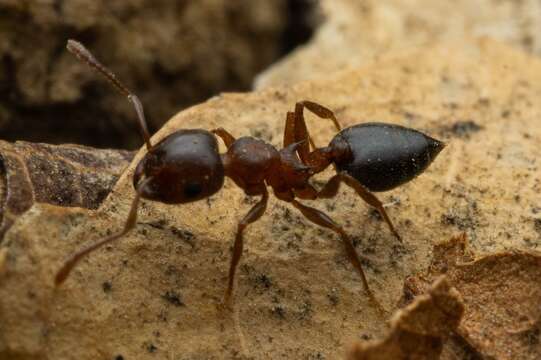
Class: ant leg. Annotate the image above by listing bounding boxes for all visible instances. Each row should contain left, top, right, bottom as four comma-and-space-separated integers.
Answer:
212, 128, 236, 149
327, 173, 401, 241
293, 184, 318, 200
292, 100, 341, 162
66, 40, 152, 151
283, 111, 296, 147
224, 187, 269, 306
293, 103, 316, 162
298, 100, 342, 131
315, 174, 342, 198
55, 178, 152, 286
290, 200, 372, 296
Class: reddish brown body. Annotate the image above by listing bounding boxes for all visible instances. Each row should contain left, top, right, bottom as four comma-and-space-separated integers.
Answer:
55, 40, 444, 307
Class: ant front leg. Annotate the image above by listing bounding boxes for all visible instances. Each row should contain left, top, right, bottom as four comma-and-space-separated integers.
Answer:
55, 178, 152, 285
318, 173, 401, 242
224, 186, 269, 306
212, 128, 236, 149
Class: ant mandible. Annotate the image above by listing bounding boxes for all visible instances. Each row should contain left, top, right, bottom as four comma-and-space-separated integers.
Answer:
55, 40, 445, 306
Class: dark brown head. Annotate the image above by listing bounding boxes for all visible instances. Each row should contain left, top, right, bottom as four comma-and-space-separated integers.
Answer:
134, 129, 224, 204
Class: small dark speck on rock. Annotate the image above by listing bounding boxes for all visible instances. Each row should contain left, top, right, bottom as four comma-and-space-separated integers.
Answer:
162, 291, 185, 307
403, 111, 417, 120
115, 356, 124, 360
256, 274, 272, 289
171, 227, 195, 247
327, 289, 339, 306
402, 284, 416, 303
102, 281, 112, 293
388, 195, 401, 206
271, 305, 286, 319
521, 325, 540, 346
441, 207, 477, 231
147, 343, 158, 353
477, 97, 490, 106
446, 120, 483, 138
368, 208, 382, 221
147, 219, 167, 229
308, 352, 326, 360
298, 301, 313, 320
534, 218, 541, 236
360, 333, 372, 340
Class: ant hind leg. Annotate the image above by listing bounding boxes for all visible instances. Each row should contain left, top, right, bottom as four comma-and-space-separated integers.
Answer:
289, 199, 388, 313
289, 200, 372, 296
333, 173, 401, 242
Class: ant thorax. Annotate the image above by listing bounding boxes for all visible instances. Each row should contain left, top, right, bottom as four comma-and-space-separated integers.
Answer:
221, 136, 281, 194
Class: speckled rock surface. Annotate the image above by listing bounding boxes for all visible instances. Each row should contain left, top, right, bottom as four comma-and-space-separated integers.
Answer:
0, 39, 540, 359
256, 0, 541, 88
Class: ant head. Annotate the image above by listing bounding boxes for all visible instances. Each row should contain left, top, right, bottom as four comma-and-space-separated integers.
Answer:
134, 130, 225, 204
64, 41, 225, 204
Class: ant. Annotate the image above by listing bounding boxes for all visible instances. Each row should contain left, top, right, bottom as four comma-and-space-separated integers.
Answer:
55, 40, 445, 306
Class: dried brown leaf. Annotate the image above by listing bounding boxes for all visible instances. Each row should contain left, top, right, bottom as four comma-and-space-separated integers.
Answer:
0, 141, 133, 240
406, 234, 541, 359
348, 276, 464, 360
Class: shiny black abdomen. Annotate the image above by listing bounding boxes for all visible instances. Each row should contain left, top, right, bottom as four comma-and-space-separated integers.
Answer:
330, 123, 444, 192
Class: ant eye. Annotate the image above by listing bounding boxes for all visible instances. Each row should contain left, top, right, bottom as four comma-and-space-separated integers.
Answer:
184, 182, 203, 198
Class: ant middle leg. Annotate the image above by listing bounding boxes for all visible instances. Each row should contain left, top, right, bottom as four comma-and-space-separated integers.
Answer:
318, 173, 401, 241
289, 199, 373, 296
224, 186, 269, 306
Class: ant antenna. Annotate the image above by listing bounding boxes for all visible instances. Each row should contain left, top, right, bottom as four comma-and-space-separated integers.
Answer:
66, 39, 152, 151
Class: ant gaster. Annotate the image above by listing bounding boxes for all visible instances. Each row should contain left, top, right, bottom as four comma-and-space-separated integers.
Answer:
55, 40, 445, 305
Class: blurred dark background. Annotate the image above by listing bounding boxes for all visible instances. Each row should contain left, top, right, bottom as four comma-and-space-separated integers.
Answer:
0, 0, 319, 149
